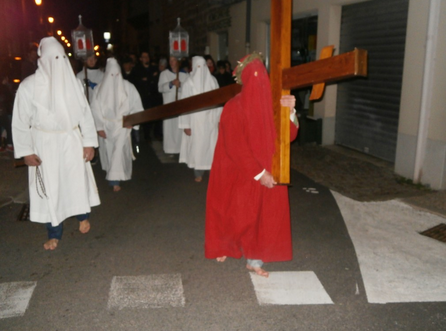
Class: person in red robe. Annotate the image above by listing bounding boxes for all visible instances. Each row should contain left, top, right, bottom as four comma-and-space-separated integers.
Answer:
205, 53, 299, 277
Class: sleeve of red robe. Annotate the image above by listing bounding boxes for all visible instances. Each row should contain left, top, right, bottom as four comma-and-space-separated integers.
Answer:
290, 119, 298, 142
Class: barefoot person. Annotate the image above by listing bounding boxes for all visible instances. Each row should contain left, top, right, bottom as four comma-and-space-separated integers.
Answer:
90, 58, 143, 192
205, 53, 299, 277
158, 56, 188, 155
12, 37, 100, 250
179, 56, 222, 182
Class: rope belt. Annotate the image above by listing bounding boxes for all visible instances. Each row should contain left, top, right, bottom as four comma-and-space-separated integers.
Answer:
36, 166, 47, 199
102, 117, 122, 122
33, 126, 79, 133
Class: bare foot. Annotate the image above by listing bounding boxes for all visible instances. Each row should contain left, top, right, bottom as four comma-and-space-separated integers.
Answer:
195, 177, 202, 183
246, 264, 269, 278
216, 256, 227, 262
79, 219, 90, 234
43, 239, 59, 250
113, 185, 121, 192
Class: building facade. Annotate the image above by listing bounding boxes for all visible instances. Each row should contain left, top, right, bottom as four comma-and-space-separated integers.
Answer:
172, 0, 446, 190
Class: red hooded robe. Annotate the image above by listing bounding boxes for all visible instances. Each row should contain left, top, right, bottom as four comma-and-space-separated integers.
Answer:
205, 58, 298, 263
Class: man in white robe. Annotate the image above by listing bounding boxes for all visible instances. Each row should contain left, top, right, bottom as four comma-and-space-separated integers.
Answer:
158, 56, 188, 154
179, 56, 222, 182
12, 37, 100, 250
76, 54, 104, 103
90, 58, 143, 192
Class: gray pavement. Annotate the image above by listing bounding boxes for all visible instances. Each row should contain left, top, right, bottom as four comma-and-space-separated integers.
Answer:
291, 144, 446, 216
1, 142, 446, 330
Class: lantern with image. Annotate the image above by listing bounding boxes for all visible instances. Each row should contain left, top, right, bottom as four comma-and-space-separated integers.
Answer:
169, 18, 189, 100
169, 18, 189, 59
71, 15, 94, 101
71, 15, 94, 60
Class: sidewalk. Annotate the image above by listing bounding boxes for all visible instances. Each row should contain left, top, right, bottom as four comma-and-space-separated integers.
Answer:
291, 143, 446, 217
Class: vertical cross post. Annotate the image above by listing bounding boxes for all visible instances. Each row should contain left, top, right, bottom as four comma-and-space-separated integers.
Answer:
270, 0, 292, 184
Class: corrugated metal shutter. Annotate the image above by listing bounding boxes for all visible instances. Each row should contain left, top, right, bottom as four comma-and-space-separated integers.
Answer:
335, 0, 409, 162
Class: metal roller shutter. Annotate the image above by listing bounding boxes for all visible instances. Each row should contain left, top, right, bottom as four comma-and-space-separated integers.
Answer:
335, 0, 409, 162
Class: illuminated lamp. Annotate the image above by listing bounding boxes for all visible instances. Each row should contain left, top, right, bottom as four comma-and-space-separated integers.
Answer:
71, 15, 94, 60
169, 18, 189, 59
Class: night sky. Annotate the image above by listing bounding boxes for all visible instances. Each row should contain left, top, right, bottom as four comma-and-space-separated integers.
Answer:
38, 0, 107, 45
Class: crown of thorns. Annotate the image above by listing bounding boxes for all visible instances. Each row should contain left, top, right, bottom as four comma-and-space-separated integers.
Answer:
233, 52, 264, 85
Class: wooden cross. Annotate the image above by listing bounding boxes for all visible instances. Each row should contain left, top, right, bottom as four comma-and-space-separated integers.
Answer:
123, 0, 367, 184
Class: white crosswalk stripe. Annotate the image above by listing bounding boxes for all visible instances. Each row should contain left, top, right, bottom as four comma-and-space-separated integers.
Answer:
250, 271, 333, 305
107, 274, 185, 310
0, 281, 37, 319
333, 191, 446, 304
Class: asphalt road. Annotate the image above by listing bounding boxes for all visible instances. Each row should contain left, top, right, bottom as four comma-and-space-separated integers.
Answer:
1, 141, 446, 331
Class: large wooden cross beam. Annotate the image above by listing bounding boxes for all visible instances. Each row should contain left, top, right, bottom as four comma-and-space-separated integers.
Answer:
123, 48, 366, 125
123, 0, 367, 184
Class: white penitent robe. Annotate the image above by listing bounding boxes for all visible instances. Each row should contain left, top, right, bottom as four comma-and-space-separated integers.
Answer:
178, 57, 222, 170
158, 69, 188, 154
12, 76, 100, 226
90, 77, 143, 181
77, 68, 104, 103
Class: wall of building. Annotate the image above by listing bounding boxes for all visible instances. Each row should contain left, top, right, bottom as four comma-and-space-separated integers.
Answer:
226, 2, 248, 67
425, 0, 446, 189
290, 0, 368, 145
395, 0, 446, 189
223, 0, 370, 145
394, 1, 429, 182
222, 0, 446, 189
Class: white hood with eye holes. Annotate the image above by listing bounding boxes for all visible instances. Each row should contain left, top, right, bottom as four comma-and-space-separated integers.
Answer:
94, 58, 128, 120
33, 36, 89, 131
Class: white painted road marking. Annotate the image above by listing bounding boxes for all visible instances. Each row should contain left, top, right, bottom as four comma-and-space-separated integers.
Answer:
333, 191, 446, 304
303, 187, 319, 194
107, 274, 185, 309
250, 271, 333, 305
0, 282, 37, 319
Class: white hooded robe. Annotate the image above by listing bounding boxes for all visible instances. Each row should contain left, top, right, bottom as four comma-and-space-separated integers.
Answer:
178, 56, 222, 170
158, 69, 188, 154
12, 37, 100, 227
90, 58, 144, 182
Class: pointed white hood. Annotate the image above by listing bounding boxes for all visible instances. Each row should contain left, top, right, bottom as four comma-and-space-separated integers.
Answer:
34, 36, 88, 130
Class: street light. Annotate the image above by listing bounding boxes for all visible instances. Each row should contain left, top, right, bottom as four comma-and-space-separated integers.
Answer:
35, 0, 43, 25
103, 32, 111, 43
47, 17, 54, 36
